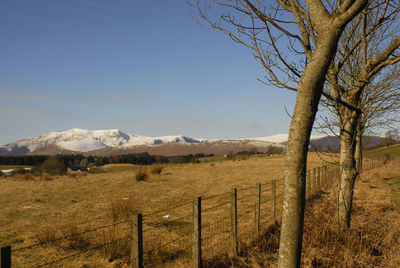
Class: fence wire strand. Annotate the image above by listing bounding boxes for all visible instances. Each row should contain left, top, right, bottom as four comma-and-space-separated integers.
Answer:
6, 162, 345, 267
13, 219, 129, 252
34, 235, 129, 268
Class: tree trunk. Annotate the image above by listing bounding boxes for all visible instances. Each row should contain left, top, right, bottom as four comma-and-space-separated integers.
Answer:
278, 29, 346, 268
337, 111, 359, 231
355, 124, 363, 173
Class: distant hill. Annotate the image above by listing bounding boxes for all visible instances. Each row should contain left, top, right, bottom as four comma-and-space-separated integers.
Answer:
309, 135, 383, 151
0, 128, 283, 156
0, 128, 384, 156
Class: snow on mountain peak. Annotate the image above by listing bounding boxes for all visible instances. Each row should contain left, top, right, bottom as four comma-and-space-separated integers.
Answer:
0, 129, 208, 154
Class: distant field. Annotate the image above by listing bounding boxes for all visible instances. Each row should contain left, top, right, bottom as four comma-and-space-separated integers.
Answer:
364, 144, 400, 159
0, 152, 336, 267
0, 165, 33, 169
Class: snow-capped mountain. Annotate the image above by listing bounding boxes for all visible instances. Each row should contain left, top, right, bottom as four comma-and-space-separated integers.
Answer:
0, 128, 384, 156
0, 128, 206, 156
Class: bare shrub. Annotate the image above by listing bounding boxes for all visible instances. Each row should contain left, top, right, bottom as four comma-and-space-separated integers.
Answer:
34, 225, 60, 245
150, 164, 164, 175
135, 167, 148, 181
60, 223, 90, 250
110, 196, 142, 222
40, 156, 66, 175
239, 155, 249, 161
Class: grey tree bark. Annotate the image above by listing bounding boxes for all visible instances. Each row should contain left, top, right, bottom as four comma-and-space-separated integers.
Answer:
191, 1, 368, 266
336, 98, 360, 231
279, 29, 358, 266
323, 3, 400, 231
355, 123, 362, 173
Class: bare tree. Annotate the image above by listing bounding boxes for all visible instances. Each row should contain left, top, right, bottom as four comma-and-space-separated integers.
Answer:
321, 0, 400, 231
354, 67, 400, 170
318, 68, 400, 169
190, 0, 367, 266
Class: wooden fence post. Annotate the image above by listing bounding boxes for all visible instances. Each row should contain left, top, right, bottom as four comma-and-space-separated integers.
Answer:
317, 167, 321, 192
255, 183, 261, 237
231, 188, 238, 256
193, 197, 202, 268
313, 168, 317, 195
323, 166, 327, 189
1, 246, 11, 268
272, 180, 277, 222
130, 214, 143, 268
320, 166, 324, 190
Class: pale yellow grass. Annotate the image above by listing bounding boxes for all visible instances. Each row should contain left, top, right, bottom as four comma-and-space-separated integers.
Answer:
102, 163, 135, 168
0, 152, 335, 267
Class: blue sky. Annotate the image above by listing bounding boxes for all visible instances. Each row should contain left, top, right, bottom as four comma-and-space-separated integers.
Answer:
0, 0, 297, 145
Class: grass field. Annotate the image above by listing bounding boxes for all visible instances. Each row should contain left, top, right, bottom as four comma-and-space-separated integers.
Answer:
0, 152, 337, 267
0, 165, 33, 169
1, 146, 399, 266
364, 143, 400, 159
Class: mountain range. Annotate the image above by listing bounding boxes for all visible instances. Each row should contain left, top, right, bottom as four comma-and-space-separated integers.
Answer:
0, 128, 384, 156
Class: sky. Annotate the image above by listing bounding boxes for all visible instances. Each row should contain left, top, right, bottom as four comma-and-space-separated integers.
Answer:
0, 0, 298, 146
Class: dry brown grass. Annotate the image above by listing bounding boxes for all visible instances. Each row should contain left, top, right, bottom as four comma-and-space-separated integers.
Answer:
109, 196, 142, 222
101, 225, 130, 263
59, 223, 91, 250
68, 172, 88, 180
102, 163, 135, 168
135, 166, 148, 181
300, 166, 400, 267
40, 173, 54, 181
201, 159, 400, 267
0, 152, 336, 267
34, 224, 59, 246
150, 164, 164, 175
34, 222, 91, 251
12, 173, 36, 181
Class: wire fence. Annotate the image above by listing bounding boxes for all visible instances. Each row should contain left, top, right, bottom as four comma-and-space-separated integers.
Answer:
1, 158, 385, 268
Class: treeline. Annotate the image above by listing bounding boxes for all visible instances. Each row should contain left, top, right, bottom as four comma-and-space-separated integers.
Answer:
0, 152, 216, 168
0, 155, 48, 166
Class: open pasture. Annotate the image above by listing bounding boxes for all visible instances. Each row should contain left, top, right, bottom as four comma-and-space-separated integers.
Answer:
0, 152, 336, 266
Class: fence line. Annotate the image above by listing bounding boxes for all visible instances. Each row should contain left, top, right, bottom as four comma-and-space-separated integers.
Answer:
1, 159, 384, 267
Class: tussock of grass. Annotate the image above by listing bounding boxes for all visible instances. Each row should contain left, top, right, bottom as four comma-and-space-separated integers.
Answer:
150, 164, 164, 175
68, 172, 87, 180
34, 222, 91, 251
60, 223, 91, 250
101, 226, 130, 263
14, 173, 36, 181
34, 224, 59, 246
40, 173, 54, 181
135, 166, 148, 181
110, 196, 142, 222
